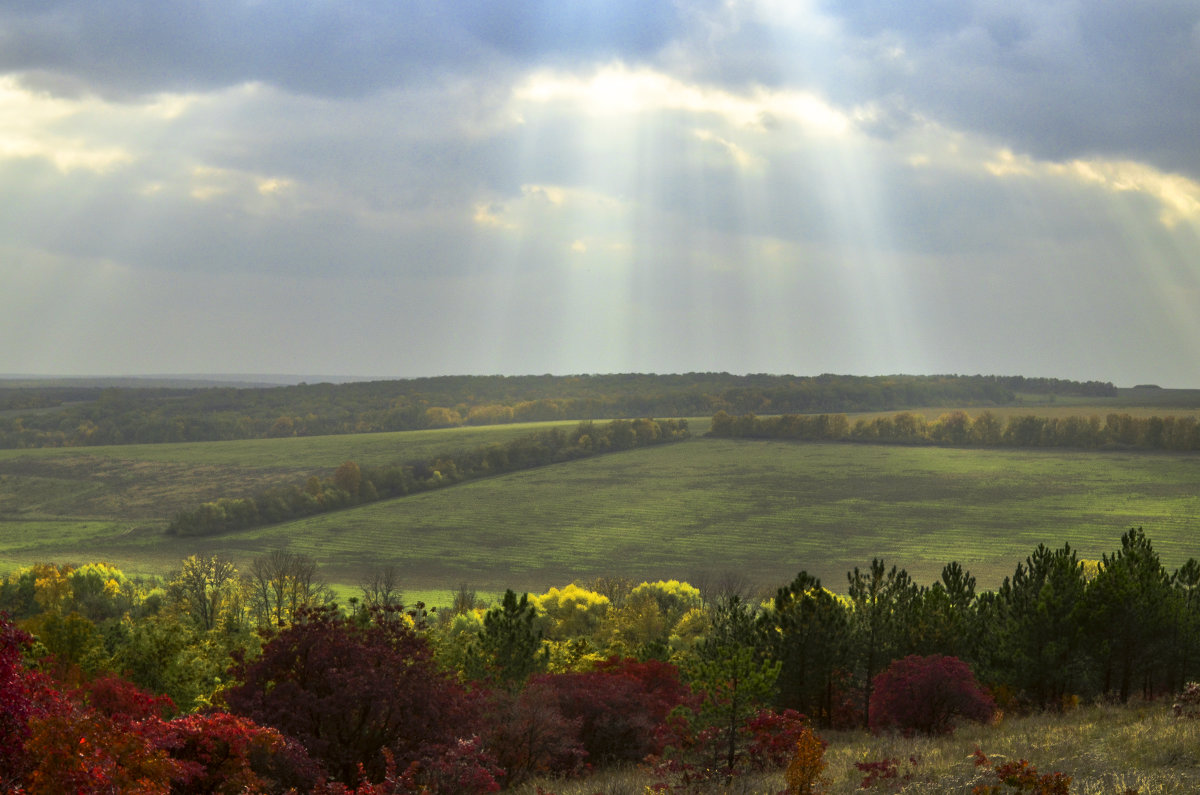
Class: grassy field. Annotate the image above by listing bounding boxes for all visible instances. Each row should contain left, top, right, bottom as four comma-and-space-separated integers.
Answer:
0, 420, 583, 524
510, 701, 1200, 794
3, 415, 1199, 596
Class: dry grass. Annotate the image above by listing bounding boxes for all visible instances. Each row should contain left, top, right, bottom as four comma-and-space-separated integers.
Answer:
510, 702, 1200, 793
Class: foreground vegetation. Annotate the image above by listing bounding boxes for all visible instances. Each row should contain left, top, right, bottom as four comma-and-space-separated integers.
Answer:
514, 703, 1200, 793
3, 526, 1200, 792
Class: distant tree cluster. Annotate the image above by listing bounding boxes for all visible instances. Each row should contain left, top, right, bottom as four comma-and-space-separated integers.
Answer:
167, 418, 689, 537
711, 410, 1200, 450
0, 372, 1108, 449
1, 527, 1193, 791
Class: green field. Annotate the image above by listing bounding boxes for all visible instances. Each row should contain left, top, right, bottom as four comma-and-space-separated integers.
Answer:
3, 414, 1199, 595
0, 421, 584, 524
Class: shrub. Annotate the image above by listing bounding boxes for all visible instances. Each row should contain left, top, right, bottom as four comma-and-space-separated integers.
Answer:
530, 657, 691, 765
870, 654, 994, 735
482, 682, 586, 787
1173, 681, 1200, 718
147, 711, 321, 794
972, 748, 1072, 794
856, 755, 920, 791
743, 708, 811, 770
224, 605, 478, 784
784, 726, 828, 795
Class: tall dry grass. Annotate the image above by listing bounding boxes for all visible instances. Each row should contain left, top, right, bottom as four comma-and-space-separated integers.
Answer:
511, 701, 1200, 794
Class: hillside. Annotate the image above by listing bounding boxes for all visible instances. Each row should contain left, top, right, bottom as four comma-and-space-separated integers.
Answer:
4, 418, 1200, 592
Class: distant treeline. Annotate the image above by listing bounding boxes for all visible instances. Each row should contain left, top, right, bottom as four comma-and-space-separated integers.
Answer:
0, 373, 1114, 448
711, 409, 1200, 451
167, 418, 689, 537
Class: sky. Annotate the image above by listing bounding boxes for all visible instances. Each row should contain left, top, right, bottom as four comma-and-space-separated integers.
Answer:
2, 1, 1199, 386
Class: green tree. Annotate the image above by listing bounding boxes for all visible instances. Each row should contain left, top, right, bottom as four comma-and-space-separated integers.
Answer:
1085, 527, 1175, 701
168, 555, 238, 631
763, 571, 848, 726
1170, 558, 1200, 690
690, 595, 779, 783
846, 559, 919, 726
990, 543, 1089, 708
467, 589, 548, 689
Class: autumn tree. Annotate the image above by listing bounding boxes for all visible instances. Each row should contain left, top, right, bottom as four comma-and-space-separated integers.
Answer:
246, 548, 331, 627
225, 606, 478, 784
169, 555, 239, 631
332, 460, 363, 496
531, 583, 610, 641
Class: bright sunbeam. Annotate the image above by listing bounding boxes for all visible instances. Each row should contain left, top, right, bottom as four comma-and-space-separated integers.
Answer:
4, 0, 1200, 381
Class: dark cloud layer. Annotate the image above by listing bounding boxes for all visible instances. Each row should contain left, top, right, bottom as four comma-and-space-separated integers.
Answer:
0, 0, 479, 96
5, 1, 1195, 178
826, 0, 1200, 178
0, 0, 691, 98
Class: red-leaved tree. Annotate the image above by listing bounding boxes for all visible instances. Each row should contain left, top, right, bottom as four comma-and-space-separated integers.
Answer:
530, 656, 692, 766
870, 654, 994, 735
223, 606, 481, 785
1, 614, 75, 789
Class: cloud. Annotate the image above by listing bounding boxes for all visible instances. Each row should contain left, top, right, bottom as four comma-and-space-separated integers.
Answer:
0, 0, 700, 100
2, 1, 1199, 383
820, 0, 1200, 180
0, 0, 485, 98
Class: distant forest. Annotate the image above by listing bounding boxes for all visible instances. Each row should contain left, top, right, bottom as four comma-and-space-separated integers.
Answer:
0, 373, 1114, 449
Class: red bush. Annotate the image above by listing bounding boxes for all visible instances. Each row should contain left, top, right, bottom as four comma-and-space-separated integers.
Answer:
224, 606, 479, 784
870, 655, 994, 735
483, 682, 587, 786
148, 711, 322, 794
529, 657, 691, 765
742, 708, 810, 770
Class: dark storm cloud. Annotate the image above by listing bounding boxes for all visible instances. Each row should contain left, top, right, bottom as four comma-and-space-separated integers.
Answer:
0, 0, 694, 98
0, 0, 481, 96
823, 0, 1200, 179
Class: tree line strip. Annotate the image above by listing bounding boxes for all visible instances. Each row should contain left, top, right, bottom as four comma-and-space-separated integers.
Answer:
0, 373, 1114, 448
709, 409, 1200, 451
166, 418, 689, 537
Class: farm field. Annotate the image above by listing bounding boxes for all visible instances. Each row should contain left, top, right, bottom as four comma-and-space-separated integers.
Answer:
0, 420, 583, 523
2, 416, 1198, 595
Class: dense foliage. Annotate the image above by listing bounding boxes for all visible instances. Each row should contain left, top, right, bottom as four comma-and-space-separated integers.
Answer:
223, 605, 480, 784
167, 418, 689, 536
0, 372, 1117, 449
4, 525, 1199, 791
711, 409, 1200, 451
